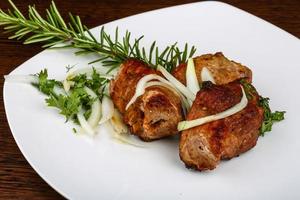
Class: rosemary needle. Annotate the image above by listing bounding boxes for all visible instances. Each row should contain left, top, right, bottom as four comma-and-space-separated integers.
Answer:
0, 0, 196, 72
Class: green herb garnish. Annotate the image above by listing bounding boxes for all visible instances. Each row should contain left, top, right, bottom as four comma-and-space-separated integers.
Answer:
240, 79, 285, 136
259, 97, 285, 135
0, 0, 196, 72
72, 128, 77, 134
33, 69, 61, 95
35, 69, 108, 124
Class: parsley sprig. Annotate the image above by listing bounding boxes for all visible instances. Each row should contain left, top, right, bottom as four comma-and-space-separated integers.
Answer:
33, 69, 62, 95
259, 97, 285, 135
34, 68, 108, 124
240, 79, 285, 136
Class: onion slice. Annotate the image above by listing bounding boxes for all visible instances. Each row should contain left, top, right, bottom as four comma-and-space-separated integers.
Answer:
109, 109, 144, 147
126, 74, 179, 110
99, 95, 114, 124
201, 67, 216, 84
4, 74, 38, 84
157, 65, 195, 101
77, 108, 95, 136
178, 86, 248, 131
145, 81, 189, 116
110, 108, 129, 135
84, 87, 102, 128
186, 58, 200, 94
63, 79, 74, 92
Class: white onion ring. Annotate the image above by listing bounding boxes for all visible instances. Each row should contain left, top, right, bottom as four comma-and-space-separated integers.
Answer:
84, 87, 102, 128
4, 74, 38, 84
178, 86, 248, 131
77, 108, 95, 136
157, 65, 196, 101
201, 67, 216, 84
145, 81, 189, 116
125, 74, 178, 110
99, 95, 114, 124
186, 58, 200, 95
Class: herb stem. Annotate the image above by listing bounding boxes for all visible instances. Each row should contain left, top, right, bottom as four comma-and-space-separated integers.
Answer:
0, 0, 196, 72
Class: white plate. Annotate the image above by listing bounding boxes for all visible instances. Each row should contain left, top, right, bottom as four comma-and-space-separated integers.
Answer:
4, 1, 300, 199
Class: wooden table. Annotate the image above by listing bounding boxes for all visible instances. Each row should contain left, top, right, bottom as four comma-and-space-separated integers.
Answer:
0, 0, 299, 199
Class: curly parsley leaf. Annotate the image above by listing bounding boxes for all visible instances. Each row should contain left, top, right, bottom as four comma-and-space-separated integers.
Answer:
259, 97, 285, 135
69, 68, 109, 96
240, 79, 256, 100
45, 88, 95, 123
34, 68, 107, 124
33, 69, 62, 95
240, 79, 285, 136
46, 92, 82, 123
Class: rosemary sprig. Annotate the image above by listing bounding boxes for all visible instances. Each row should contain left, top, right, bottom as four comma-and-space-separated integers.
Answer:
0, 0, 196, 72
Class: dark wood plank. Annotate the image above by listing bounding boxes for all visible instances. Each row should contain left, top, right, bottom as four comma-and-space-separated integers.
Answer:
0, 0, 299, 199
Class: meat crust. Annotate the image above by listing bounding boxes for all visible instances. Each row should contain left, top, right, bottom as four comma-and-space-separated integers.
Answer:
179, 82, 264, 171
110, 59, 155, 114
172, 52, 252, 85
110, 59, 183, 141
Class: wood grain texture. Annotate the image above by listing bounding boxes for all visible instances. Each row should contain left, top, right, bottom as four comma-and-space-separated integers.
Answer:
0, 0, 299, 199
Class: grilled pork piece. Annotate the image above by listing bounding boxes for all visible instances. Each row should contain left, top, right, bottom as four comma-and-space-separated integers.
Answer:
110, 59, 183, 141
179, 81, 264, 171
172, 52, 252, 85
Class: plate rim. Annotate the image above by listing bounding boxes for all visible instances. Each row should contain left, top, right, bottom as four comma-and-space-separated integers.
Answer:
3, 1, 299, 198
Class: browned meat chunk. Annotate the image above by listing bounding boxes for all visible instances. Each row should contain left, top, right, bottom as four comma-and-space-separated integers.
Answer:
179, 81, 264, 171
110, 59, 183, 141
124, 86, 183, 141
110, 59, 155, 114
172, 52, 252, 85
